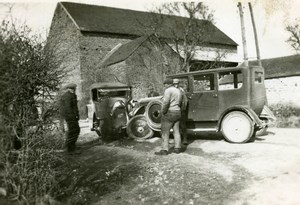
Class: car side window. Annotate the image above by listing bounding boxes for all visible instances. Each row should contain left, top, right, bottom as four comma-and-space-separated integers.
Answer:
92, 89, 98, 101
193, 74, 214, 92
218, 71, 243, 90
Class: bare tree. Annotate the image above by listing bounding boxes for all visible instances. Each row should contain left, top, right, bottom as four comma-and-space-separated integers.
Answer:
146, 2, 229, 72
286, 23, 300, 53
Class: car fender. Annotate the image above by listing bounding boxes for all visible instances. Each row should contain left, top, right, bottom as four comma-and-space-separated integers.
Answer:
129, 96, 163, 117
130, 105, 146, 117
217, 106, 263, 132
260, 105, 276, 121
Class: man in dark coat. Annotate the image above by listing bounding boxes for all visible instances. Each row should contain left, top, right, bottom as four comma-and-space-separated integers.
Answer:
60, 83, 80, 154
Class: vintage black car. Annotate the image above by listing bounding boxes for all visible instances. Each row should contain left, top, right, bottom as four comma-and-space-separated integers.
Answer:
139, 65, 275, 143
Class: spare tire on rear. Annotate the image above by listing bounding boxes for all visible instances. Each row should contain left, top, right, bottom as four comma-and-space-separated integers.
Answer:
145, 99, 162, 131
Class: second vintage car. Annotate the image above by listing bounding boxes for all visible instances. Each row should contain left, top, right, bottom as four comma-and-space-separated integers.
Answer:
86, 82, 132, 140
87, 82, 154, 140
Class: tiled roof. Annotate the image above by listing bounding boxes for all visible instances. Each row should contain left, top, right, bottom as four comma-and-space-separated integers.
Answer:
101, 35, 149, 67
59, 2, 237, 46
250, 55, 300, 79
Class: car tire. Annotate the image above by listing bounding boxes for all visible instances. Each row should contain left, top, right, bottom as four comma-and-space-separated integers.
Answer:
145, 100, 162, 131
126, 115, 154, 139
221, 111, 254, 143
93, 118, 111, 141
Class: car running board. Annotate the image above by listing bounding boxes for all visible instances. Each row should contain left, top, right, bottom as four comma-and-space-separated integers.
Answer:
187, 128, 218, 132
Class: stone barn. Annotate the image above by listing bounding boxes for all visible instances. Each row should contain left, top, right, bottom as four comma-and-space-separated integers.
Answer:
47, 1, 238, 116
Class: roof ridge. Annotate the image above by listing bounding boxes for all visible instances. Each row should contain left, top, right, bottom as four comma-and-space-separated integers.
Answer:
59, 2, 80, 30
122, 35, 150, 62
60, 1, 210, 23
98, 43, 123, 67
101, 35, 151, 67
58, 1, 237, 46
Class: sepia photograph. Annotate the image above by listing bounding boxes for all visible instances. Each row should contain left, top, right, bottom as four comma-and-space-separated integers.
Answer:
0, 0, 299, 204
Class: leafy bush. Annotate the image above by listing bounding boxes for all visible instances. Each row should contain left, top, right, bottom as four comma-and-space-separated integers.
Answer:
1, 124, 65, 204
0, 18, 66, 204
269, 104, 300, 128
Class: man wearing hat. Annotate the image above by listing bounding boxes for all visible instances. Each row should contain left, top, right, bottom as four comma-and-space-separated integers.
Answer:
155, 78, 183, 155
147, 86, 160, 97
60, 83, 80, 154
173, 79, 188, 145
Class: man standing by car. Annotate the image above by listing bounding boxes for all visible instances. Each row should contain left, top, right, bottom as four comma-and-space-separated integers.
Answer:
155, 78, 183, 155
61, 83, 81, 154
173, 79, 188, 145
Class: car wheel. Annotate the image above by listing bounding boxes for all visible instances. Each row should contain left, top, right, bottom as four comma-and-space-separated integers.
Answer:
221, 111, 254, 143
126, 115, 154, 139
145, 100, 162, 131
93, 118, 112, 141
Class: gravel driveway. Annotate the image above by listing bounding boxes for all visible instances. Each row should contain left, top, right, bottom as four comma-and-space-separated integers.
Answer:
74, 123, 300, 205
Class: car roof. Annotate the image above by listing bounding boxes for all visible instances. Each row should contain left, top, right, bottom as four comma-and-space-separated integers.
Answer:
167, 66, 263, 78
90, 82, 130, 89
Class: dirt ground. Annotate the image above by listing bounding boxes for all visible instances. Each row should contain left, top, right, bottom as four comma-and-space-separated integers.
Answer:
52, 121, 300, 205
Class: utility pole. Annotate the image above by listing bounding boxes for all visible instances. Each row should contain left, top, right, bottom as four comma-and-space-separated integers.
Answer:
248, 2, 262, 66
237, 2, 248, 66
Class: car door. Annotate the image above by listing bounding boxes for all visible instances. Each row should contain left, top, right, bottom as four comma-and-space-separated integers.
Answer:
217, 69, 246, 112
187, 73, 219, 121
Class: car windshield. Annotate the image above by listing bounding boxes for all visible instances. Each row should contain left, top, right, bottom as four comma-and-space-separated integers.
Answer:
92, 88, 129, 101
98, 90, 127, 97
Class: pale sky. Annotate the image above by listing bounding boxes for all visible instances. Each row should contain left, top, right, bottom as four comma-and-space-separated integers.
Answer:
0, 0, 299, 60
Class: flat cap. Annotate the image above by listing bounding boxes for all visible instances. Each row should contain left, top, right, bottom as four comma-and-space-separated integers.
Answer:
163, 78, 173, 85
64, 83, 77, 89
173, 79, 179, 84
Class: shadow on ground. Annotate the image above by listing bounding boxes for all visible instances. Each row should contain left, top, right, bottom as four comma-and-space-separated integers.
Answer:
52, 131, 252, 205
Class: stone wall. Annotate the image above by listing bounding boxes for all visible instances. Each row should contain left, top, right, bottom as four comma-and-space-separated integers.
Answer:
48, 5, 136, 117
265, 76, 300, 107
78, 34, 132, 116
47, 4, 81, 95
47, 3, 83, 113
126, 39, 182, 99
101, 37, 182, 100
